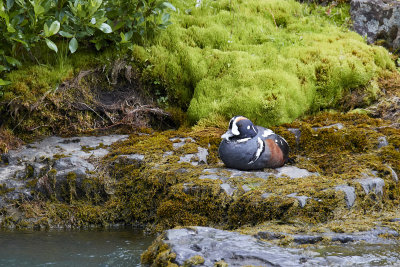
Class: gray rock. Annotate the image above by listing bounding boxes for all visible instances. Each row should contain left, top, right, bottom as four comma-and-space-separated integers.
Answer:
55, 167, 89, 180
162, 151, 174, 157
117, 154, 145, 165
326, 227, 398, 244
378, 136, 389, 148
198, 174, 222, 180
53, 156, 95, 181
0, 165, 25, 181
228, 169, 253, 177
220, 183, 235, 196
313, 123, 344, 131
254, 231, 285, 240
178, 153, 197, 165
197, 147, 208, 164
122, 154, 144, 161
175, 168, 188, 174
287, 193, 309, 208
386, 164, 398, 182
0, 164, 34, 201
251, 171, 274, 179
276, 166, 319, 179
164, 227, 324, 266
351, 0, 400, 50
335, 185, 356, 208
0, 135, 128, 202
178, 146, 208, 166
242, 184, 251, 192
53, 156, 94, 172
31, 162, 47, 178
261, 192, 272, 199
200, 166, 317, 184
293, 235, 323, 244
0, 196, 6, 208
225, 168, 275, 179
257, 227, 398, 245
357, 177, 385, 196
199, 169, 229, 182
330, 235, 355, 243
6, 135, 128, 164
182, 183, 199, 194
202, 168, 219, 174
170, 137, 195, 149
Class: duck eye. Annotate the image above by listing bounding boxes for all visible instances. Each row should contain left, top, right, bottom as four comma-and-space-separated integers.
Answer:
247, 126, 250, 130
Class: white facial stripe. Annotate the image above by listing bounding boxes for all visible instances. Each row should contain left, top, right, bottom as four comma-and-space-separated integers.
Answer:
237, 137, 251, 143
231, 118, 240, 136
262, 129, 274, 138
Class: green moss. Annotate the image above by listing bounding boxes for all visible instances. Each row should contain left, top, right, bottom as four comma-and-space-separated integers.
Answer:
131, 0, 395, 126
184, 255, 205, 266
0, 183, 14, 196
1, 216, 17, 228
26, 179, 38, 189
25, 165, 35, 179
214, 261, 229, 267
2, 65, 71, 104
228, 192, 297, 227
65, 172, 77, 203
141, 233, 177, 266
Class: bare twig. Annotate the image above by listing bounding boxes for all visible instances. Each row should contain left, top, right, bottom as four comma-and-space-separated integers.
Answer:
78, 102, 107, 122
268, 8, 278, 29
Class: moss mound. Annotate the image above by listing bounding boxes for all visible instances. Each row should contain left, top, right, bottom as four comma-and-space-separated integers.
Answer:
132, 0, 394, 126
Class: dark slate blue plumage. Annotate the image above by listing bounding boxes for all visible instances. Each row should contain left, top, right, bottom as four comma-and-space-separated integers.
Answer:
219, 116, 289, 170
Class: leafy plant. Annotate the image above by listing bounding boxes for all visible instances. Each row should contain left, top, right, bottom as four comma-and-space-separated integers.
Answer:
0, 0, 175, 90
106, 0, 176, 48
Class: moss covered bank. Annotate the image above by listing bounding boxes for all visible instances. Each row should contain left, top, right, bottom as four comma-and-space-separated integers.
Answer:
1, 110, 398, 238
0, 1, 400, 265
0, 0, 397, 149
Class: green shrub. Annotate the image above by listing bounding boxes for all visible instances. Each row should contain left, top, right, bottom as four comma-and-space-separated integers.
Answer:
0, 0, 175, 87
133, 0, 395, 126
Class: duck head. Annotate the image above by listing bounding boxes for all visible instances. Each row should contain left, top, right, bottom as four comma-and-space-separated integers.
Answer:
221, 116, 258, 141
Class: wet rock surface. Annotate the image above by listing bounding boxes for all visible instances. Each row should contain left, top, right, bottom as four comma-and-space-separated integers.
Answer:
146, 226, 400, 266
254, 227, 398, 245
0, 135, 129, 201
164, 227, 321, 266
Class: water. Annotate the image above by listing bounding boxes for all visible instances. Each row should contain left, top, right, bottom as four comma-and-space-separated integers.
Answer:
0, 228, 154, 267
1, 228, 399, 266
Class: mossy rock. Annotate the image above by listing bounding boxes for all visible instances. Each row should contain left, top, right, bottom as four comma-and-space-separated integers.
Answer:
3, 112, 400, 236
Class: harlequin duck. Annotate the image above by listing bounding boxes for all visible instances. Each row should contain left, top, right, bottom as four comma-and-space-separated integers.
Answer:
218, 116, 289, 170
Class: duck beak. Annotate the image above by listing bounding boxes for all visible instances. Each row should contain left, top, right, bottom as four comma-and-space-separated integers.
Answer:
221, 130, 234, 140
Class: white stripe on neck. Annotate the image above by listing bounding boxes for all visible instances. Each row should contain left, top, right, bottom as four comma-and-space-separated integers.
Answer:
248, 137, 264, 164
